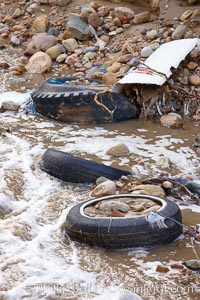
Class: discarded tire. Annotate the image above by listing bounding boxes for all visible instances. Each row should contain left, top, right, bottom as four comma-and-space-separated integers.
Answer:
31, 77, 139, 124
65, 194, 182, 249
40, 148, 131, 183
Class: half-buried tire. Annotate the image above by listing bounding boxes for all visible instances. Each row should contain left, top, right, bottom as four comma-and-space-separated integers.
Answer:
65, 194, 182, 249
31, 77, 139, 124
40, 148, 131, 183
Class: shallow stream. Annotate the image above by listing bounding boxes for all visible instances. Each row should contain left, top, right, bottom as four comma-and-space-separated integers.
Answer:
0, 64, 200, 299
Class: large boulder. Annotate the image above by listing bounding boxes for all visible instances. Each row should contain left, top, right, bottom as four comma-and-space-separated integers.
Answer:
24, 33, 57, 56
66, 13, 91, 41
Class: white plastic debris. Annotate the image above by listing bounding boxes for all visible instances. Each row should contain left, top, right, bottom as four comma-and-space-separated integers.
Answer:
112, 38, 199, 93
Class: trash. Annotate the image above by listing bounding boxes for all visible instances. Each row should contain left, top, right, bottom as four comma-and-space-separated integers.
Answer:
112, 38, 199, 93
146, 211, 168, 228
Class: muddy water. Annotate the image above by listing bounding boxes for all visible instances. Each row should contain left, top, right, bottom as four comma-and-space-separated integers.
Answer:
0, 81, 200, 300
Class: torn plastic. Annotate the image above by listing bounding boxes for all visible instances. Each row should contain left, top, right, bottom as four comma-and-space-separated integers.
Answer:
112, 38, 199, 93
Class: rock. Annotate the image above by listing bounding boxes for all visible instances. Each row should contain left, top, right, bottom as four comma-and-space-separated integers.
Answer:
0, 60, 10, 69
142, 205, 161, 214
127, 57, 140, 67
102, 72, 117, 85
179, 10, 193, 21
162, 181, 173, 189
106, 143, 130, 157
46, 45, 62, 60
90, 180, 116, 198
1, 101, 20, 111
189, 75, 200, 86
96, 176, 110, 185
65, 54, 79, 66
82, 51, 96, 61
172, 25, 188, 40
117, 54, 133, 63
12, 8, 22, 18
133, 11, 151, 24
25, 52, 52, 74
24, 33, 57, 56
182, 260, 200, 271
66, 13, 91, 41
99, 200, 130, 213
131, 184, 166, 197
114, 7, 135, 19
156, 265, 169, 273
156, 157, 171, 169
32, 14, 48, 32
149, 42, 160, 51
57, 0, 71, 6
62, 38, 79, 52
10, 36, 21, 46
86, 66, 107, 78
146, 29, 158, 40
193, 134, 200, 148
187, 62, 198, 70
26, 2, 40, 14
160, 113, 183, 128
107, 62, 121, 73
88, 12, 101, 29
141, 46, 154, 58
84, 206, 97, 217
56, 53, 67, 64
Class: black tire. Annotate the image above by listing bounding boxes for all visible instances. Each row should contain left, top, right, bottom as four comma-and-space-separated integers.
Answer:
65, 194, 182, 249
40, 148, 131, 183
31, 77, 139, 124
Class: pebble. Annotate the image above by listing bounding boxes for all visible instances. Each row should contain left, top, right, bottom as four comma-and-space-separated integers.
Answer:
56, 53, 67, 63
114, 6, 135, 19
146, 29, 158, 40
172, 24, 188, 40
133, 11, 151, 24
62, 38, 78, 52
141, 46, 154, 58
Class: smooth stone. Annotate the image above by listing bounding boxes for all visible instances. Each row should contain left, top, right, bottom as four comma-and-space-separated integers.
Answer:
25, 51, 52, 74
88, 12, 101, 29
189, 75, 200, 86
56, 53, 68, 63
133, 11, 151, 24
172, 24, 188, 40
46, 45, 62, 60
90, 180, 116, 198
141, 46, 153, 58
146, 29, 158, 40
160, 113, 183, 128
106, 143, 130, 157
107, 62, 121, 73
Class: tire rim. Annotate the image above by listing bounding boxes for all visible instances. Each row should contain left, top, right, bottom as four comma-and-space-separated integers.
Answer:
80, 194, 167, 219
